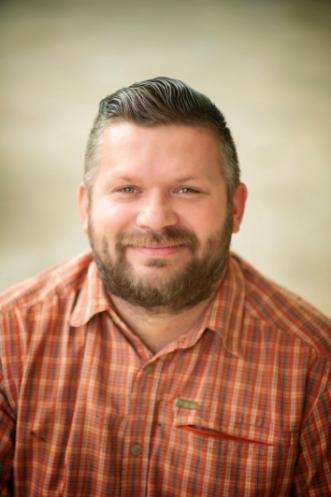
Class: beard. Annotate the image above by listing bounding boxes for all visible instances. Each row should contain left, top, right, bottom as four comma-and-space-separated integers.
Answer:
88, 209, 233, 313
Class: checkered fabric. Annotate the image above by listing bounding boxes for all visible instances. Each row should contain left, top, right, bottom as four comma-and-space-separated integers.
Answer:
0, 251, 330, 496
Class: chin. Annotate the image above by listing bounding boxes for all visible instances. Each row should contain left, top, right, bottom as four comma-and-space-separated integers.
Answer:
133, 268, 172, 283
134, 262, 183, 277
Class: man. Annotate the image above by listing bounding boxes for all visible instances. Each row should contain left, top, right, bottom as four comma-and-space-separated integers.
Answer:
0, 77, 330, 497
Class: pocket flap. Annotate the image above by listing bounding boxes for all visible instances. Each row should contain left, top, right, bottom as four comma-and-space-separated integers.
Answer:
158, 398, 295, 446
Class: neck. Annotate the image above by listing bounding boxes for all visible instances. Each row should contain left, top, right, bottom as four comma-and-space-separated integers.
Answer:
110, 295, 214, 353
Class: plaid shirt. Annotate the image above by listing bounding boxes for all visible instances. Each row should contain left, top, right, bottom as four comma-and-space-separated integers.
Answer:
0, 251, 330, 497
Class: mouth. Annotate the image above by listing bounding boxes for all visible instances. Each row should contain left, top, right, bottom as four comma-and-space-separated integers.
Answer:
127, 244, 187, 257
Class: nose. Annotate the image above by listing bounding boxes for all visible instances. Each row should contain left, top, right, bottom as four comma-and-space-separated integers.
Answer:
135, 191, 178, 231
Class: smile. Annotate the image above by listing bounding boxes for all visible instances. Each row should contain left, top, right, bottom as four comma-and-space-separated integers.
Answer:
127, 245, 186, 257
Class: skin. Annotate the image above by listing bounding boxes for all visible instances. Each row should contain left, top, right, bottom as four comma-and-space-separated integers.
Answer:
79, 121, 247, 352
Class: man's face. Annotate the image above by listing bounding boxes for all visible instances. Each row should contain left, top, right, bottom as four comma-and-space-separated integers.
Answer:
79, 122, 246, 311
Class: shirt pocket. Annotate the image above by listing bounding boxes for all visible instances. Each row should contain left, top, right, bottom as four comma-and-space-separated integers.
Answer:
153, 398, 297, 497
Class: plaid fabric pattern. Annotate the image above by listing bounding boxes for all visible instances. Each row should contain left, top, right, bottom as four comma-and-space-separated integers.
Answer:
0, 251, 330, 497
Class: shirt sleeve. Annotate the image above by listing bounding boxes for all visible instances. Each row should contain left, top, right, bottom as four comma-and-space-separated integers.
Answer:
0, 360, 15, 496
293, 372, 331, 496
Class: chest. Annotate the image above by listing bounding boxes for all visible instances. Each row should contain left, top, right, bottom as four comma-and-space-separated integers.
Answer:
14, 320, 306, 497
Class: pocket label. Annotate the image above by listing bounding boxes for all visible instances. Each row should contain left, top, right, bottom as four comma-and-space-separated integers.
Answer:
175, 398, 199, 410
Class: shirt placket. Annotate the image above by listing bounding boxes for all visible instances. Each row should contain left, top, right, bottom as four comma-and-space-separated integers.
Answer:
120, 359, 162, 497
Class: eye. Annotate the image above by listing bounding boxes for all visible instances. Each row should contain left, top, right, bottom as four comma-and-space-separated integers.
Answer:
176, 186, 201, 194
117, 186, 138, 194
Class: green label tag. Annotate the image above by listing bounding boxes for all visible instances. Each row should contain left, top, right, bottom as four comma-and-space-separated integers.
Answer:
176, 398, 199, 410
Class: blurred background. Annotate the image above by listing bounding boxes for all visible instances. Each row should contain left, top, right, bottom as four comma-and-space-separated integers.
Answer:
1, 0, 330, 316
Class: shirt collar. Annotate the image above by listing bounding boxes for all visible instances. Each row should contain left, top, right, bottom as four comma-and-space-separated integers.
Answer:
70, 253, 246, 358
70, 260, 111, 327
174, 254, 246, 357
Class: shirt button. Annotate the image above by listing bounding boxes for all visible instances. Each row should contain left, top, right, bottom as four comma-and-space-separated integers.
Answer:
130, 443, 142, 456
145, 364, 153, 374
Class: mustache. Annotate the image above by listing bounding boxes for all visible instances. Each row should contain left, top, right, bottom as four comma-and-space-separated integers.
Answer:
116, 227, 198, 250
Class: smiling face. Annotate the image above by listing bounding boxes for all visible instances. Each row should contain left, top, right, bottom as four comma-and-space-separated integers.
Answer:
79, 121, 247, 311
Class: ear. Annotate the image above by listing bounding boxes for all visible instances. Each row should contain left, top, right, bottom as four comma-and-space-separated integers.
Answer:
77, 182, 90, 234
232, 183, 247, 233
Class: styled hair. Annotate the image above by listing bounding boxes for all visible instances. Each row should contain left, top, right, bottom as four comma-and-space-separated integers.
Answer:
84, 76, 240, 195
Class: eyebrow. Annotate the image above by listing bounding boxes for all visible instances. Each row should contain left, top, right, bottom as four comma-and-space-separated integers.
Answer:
172, 176, 197, 182
109, 175, 138, 182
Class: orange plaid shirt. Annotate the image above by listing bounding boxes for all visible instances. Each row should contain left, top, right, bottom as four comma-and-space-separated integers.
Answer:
0, 251, 330, 497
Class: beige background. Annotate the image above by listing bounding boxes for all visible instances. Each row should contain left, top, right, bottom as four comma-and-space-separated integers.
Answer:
1, 0, 330, 316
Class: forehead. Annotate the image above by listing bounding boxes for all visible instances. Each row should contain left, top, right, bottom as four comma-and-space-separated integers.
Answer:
96, 121, 225, 183
101, 121, 221, 152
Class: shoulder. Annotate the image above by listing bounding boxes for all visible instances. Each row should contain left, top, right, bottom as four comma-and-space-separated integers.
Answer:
0, 251, 93, 314
231, 253, 331, 360
0, 252, 94, 408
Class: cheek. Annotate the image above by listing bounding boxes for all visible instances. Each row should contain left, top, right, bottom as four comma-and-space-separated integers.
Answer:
186, 206, 226, 239
91, 201, 132, 233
